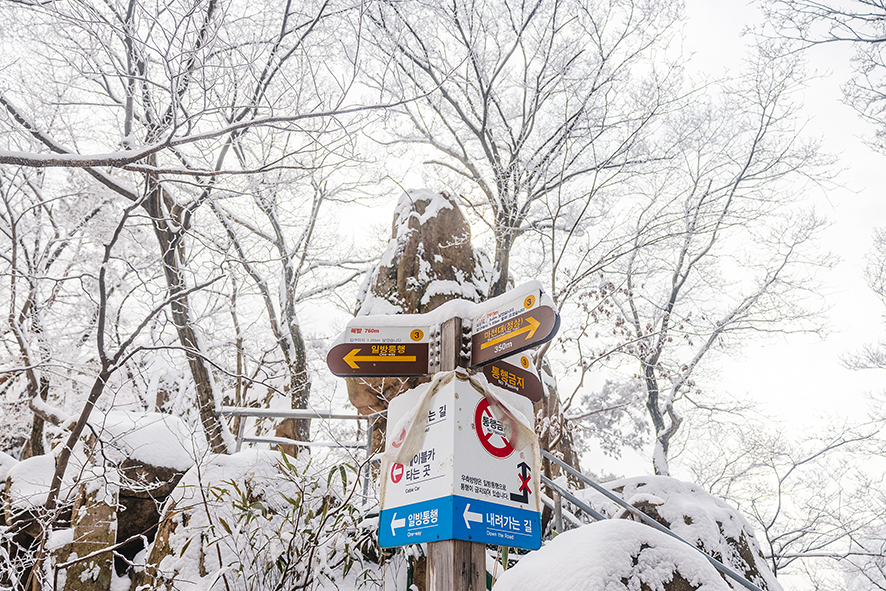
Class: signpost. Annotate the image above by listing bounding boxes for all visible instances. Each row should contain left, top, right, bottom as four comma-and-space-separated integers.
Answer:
378, 373, 541, 550
481, 351, 544, 402
470, 291, 559, 368
326, 342, 430, 376
326, 323, 434, 377
325, 282, 560, 591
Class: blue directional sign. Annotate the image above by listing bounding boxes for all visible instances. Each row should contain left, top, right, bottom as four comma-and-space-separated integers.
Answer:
379, 371, 542, 551
379, 496, 454, 546
452, 495, 540, 548
379, 495, 541, 549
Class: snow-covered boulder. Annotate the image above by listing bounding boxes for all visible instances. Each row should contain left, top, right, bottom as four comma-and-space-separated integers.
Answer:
0, 451, 17, 486
1, 411, 198, 587
3, 453, 75, 536
578, 476, 782, 591
56, 478, 119, 591
84, 411, 197, 576
2, 452, 76, 589
494, 519, 731, 591
348, 189, 492, 450
86, 411, 196, 497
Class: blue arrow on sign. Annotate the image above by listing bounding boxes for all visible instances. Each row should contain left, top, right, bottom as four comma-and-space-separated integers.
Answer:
379, 496, 455, 547
380, 495, 541, 550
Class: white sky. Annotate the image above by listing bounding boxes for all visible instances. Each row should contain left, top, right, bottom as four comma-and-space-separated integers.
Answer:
683, 0, 886, 424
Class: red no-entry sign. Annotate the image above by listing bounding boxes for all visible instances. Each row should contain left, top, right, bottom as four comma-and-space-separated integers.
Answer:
474, 398, 515, 458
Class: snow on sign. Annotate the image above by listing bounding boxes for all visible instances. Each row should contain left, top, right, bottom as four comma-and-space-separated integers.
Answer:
326, 281, 559, 377
379, 372, 541, 550
471, 287, 560, 367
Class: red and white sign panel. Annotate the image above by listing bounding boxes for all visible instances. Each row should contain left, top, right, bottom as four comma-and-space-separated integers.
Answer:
474, 398, 516, 458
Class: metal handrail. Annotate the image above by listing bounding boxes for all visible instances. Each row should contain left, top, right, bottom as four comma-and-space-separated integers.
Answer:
218, 406, 377, 452
219, 407, 368, 421
541, 475, 606, 521
218, 406, 380, 500
541, 450, 766, 591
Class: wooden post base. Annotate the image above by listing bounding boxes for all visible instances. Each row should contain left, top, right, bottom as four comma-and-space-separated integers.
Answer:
427, 539, 486, 590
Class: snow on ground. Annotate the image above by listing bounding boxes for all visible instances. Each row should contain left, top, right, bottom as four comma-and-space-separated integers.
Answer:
493, 519, 731, 591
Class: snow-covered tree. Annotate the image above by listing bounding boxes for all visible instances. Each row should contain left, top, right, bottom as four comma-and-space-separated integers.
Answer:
763, 0, 886, 154
0, 0, 376, 453
575, 44, 833, 475
365, 0, 683, 298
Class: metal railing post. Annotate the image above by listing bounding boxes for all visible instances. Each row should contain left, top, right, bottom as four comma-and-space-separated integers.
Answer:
235, 415, 248, 453
362, 415, 374, 502
553, 489, 564, 534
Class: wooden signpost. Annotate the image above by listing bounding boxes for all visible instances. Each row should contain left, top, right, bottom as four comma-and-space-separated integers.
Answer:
430, 317, 486, 591
325, 282, 559, 591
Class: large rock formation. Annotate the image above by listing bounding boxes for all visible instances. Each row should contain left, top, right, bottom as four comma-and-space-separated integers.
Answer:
347, 189, 491, 452
568, 475, 783, 591
495, 476, 782, 590
347, 189, 582, 530
1, 412, 194, 589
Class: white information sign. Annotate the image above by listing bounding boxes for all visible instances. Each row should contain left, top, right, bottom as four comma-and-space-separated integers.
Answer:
343, 323, 432, 344
379, 372, 541, 549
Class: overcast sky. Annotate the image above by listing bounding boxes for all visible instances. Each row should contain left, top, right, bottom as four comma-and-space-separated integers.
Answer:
554, 1, 886, 483
685, 0, 886, 420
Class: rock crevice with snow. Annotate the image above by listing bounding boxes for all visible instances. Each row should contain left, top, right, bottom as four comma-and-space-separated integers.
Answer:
348, 190, 491, 451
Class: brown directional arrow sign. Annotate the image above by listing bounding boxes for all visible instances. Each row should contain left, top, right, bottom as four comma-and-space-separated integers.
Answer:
471, 305, 559, 367
327, 342, 430, 377
482, 352, 545, 402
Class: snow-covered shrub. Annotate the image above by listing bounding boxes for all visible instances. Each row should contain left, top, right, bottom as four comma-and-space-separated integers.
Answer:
1, 452, 76, 589
135, 448, 378, 590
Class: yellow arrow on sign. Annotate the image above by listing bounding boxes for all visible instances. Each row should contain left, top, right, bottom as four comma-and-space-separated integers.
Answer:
343, 348, 417, 369
480, 316, 541, 350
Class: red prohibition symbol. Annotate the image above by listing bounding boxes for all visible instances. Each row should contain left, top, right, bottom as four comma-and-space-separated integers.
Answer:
391, 427, 407, 449
390, 462, 404, 483
474, 398, 515, 458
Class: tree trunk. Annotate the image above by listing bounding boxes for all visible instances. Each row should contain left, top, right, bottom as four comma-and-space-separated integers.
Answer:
20, 376, 49, 460
145, 180, 229, 454
490, 224, 513, 298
